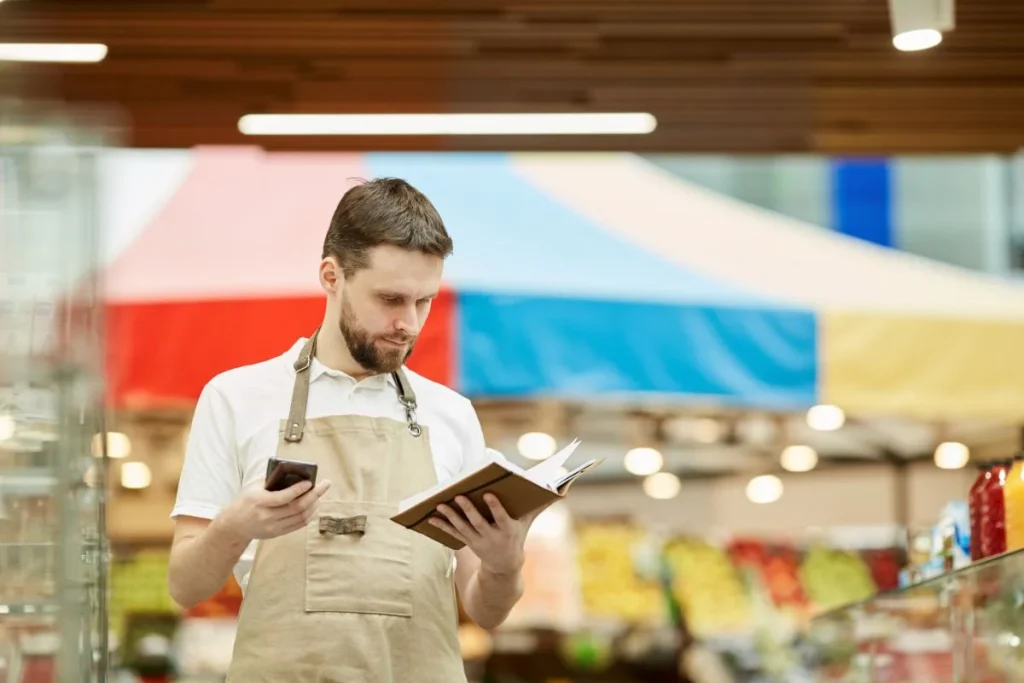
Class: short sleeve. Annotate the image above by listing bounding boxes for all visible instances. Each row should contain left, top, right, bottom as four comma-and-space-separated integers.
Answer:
171, 382, 241, 520
457, 396, 503, 474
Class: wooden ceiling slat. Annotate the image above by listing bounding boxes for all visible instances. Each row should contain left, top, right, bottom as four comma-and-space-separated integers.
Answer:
2, 0, 1024, 153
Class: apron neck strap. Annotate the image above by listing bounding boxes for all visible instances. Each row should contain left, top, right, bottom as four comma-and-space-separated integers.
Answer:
284, 329, 424, 442
392, 367, 423, 437
391, 367, 416, 407
284, 330, 319, 443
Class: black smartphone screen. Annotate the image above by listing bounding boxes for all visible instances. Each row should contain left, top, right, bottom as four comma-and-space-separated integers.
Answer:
264, 457, 318, 492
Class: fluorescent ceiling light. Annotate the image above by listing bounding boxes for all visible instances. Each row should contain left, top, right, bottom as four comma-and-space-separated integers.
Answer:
0, 43, 108, 63
238, 112, 657, 136
892, 29, 942, 51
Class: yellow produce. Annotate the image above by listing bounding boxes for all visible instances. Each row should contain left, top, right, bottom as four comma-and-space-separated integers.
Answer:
575, 522, 664, 623
664, 538, 752, 636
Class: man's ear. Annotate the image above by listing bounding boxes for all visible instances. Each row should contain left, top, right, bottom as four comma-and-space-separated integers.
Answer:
319, 256, 343, 294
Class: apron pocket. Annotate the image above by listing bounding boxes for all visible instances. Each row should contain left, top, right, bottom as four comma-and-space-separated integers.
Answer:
305, 500, 413, 617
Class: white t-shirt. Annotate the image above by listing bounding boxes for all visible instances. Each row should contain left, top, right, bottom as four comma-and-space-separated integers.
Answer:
172, 338, 490, 588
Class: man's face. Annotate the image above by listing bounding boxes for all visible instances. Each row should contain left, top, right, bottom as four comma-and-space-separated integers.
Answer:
333, 245, 443, 374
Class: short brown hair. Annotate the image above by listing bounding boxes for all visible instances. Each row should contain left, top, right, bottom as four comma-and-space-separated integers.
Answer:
323, 177, 453, 275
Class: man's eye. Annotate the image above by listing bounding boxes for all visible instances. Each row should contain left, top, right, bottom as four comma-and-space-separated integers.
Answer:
382, 296, 402, 305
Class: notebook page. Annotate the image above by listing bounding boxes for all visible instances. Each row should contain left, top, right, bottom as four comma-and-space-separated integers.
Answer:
524, 439, 581, 490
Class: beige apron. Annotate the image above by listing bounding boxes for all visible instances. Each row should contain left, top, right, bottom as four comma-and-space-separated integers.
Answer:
226, 333, 466, 683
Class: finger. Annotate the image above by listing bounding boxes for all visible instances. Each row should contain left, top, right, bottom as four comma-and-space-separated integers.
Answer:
292, 480, 332, 512
454, 496, 492, 534
437, 504, 478, 541
263, 479, 314, 507
428, 516, 468, 545
482, 493, 513, 530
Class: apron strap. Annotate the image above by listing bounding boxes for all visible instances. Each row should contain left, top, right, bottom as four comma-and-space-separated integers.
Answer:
284, 331, 318, 443
392, 367, 423, 437
285, 328, 423, 442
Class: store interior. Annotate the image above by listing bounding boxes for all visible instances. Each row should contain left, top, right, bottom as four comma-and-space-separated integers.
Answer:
4, 2, 1024, 682
5, 142, 1024, 683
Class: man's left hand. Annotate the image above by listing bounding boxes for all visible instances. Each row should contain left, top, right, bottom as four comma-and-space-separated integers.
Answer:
429, 494, 546, 574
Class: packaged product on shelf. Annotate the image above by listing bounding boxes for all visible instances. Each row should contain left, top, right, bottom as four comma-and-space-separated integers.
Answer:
1003, 453, 1024, 551
979, 458, 1012, 558
934, 500, 971, 570
969, 463, 992, 561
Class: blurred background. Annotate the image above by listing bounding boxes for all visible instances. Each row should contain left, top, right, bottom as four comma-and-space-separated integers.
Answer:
3, 0, 1024, 682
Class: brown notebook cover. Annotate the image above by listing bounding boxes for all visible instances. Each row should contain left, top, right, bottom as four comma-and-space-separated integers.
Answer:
391, 450, 600, 550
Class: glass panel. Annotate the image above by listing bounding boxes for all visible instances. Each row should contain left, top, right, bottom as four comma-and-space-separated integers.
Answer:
808, 549, 1024, 683
0, 101, 115, 683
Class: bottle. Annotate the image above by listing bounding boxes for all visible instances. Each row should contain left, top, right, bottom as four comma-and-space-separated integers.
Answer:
1002, 453, 1024, 552
980, 458, 1012, 558
969, 463, 991, 561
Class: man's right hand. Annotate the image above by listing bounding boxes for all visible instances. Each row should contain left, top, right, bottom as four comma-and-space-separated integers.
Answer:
215, 479, 332, 543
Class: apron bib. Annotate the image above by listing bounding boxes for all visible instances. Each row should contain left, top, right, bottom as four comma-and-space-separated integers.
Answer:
226, 332, 466, 683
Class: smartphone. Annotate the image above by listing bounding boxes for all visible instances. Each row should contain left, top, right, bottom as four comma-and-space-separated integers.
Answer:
264, 457, 318, 492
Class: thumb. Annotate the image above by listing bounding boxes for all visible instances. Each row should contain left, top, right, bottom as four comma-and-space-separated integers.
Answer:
522, 500, 555, 527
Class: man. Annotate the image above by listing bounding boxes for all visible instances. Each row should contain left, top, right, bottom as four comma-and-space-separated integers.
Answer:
168, 178, 541, 682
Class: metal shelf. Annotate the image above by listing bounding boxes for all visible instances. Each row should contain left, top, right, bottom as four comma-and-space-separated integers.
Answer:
0, 602, 59, 616
0, 467, 58, 495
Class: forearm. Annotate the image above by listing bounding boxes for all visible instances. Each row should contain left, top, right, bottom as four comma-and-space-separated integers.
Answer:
168, 517, 250, 609
461, 565, 524, 630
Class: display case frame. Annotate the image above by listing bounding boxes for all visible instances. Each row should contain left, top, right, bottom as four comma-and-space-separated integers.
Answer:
0, 100, 116, 683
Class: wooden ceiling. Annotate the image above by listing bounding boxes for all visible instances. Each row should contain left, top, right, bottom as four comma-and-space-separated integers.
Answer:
1, 0, 1023, 153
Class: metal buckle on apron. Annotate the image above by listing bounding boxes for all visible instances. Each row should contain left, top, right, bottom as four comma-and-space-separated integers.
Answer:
319, 515, 368, 536
398, 394, 423, 437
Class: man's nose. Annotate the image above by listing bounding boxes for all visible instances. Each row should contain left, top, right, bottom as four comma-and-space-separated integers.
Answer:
394, 305, 418, 336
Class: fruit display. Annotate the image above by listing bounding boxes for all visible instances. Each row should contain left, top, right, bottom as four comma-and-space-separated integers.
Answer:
728, 538, 809, 613
507, 518, 583, 630
109, 550, 179, 637
574, 522, 665, 623
186, 575, 243, 619
862, 548, 903, 592
663, 537, 753, 636
800, 546, 878, 612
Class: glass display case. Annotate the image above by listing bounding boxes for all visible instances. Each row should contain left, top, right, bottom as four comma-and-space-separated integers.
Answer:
807, 549, 1024, 683
0, 101, 115, 683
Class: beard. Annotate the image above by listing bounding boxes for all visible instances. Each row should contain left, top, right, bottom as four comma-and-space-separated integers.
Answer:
338, 298, 416, 375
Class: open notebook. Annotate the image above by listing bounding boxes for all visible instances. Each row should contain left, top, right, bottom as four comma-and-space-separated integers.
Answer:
391, 440, 601, 549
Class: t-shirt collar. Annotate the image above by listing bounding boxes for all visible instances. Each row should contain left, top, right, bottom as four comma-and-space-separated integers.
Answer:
284, 338, 394, 391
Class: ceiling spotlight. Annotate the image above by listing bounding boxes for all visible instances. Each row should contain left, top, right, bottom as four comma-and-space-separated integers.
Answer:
92, 431, 132, 459
934, 441, 969, 470
746, 475, 784, 504
889, 0, 954, 52
517, 432, 556, 461
0, 414, 15, 441
643, 472, 681, 500
692, 418, 724, 444
624, 447, 663, 476
806, 404, 845, 431
893, 29, 942, 51
780, 445, 819, 473
120, 462, 152, 490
